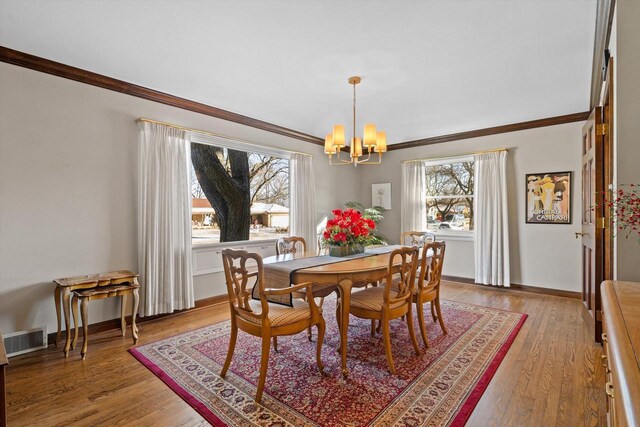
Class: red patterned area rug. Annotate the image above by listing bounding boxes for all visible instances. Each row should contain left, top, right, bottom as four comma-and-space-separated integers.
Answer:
130, 297, 526, 426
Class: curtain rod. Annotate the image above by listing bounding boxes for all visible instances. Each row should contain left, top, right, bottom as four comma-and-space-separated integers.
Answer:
401, 148, 509, 164
136, 117, 313, 157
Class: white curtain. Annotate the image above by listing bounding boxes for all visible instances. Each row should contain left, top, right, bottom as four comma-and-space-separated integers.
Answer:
290, 153, 317, 253
138, 122, 194, 316
401, 161, 427, 240
474, 151, 510, 287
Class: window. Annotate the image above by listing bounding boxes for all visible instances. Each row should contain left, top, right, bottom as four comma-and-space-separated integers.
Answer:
190, 138, 290, 245
424, 156, 474, 233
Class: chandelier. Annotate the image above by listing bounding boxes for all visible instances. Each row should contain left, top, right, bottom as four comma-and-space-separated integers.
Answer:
324, 76, 387, 166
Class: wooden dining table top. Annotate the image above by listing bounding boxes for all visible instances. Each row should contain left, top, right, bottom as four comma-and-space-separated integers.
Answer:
262, 245, 424, 275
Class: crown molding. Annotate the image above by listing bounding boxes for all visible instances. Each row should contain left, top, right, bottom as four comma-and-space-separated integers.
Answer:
0, 46, 324, 146
1, 46, 590, 152
386, 111, 591, 151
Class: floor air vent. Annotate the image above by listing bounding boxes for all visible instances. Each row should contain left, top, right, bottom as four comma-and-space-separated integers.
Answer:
3, 327, 48, 357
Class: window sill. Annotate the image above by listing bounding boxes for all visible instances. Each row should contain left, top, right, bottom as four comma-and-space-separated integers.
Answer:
431, 231, 474, 242
192, 238, 278, 251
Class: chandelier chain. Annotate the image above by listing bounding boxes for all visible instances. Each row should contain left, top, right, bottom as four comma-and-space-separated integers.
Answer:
352, 80, 357, 141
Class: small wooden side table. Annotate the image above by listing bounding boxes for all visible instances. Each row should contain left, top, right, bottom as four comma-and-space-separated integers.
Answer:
72, 283, 140, 359
53, 270, 140, 357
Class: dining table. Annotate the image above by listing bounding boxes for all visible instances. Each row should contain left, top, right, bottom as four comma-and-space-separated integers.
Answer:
262, 245, 427, 379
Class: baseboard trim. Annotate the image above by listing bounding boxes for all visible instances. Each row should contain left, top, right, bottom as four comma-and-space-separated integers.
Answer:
47, 294, 229, 345
442, 275, 581, 299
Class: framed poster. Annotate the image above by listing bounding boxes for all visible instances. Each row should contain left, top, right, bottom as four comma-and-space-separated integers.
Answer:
372, 183, 392, 210
525, 171, 572, 224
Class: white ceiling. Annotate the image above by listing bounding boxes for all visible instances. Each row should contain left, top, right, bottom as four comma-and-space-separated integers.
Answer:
0, 0, 597, 145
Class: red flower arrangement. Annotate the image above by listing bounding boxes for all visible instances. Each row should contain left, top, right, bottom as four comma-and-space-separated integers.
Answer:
321, 208, 377, 247
596, 184, 640, 240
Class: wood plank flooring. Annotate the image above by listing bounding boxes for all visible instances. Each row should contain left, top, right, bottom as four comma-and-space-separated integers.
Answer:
5, 281, 606, 426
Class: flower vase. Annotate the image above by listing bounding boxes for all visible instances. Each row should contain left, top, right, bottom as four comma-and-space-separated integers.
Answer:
328, 244, 365, 257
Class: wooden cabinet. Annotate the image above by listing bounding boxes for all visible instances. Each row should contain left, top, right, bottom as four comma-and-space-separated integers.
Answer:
1, 332, 7, 427
601, 281, 640, 426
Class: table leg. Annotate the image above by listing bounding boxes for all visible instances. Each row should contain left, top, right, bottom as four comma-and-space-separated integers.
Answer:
71, 295, 79, 350
62, 288, 72, 357
131, 288, 139, 344
338, 279, 352, 379
54, 286, 61, 347
120, 294, 127, 337
80, 298, 89, 359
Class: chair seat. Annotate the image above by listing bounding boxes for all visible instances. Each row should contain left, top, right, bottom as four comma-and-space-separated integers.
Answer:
238, 298, 319, 327
350, 287, 406, 311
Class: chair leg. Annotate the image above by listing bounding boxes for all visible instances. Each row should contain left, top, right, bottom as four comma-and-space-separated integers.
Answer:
220, 320, 238, 378
307, 326, 313, 342
371, 319, 376, 337
256, 332, 272, 402
272, 336, 279, 352
435, 297, 448, 335
315, 319, 325, 374
335, 299, 342, 350
406, 306, 420, 355
431, 301, 437, 322
416, 300, 430, 349
381, 314, 395, 374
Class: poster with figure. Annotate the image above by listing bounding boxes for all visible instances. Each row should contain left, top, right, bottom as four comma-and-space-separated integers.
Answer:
372, 183, 392, 210
525, 171, 572, 224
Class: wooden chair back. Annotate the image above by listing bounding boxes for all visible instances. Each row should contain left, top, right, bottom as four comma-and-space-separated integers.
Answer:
221, 249, 269, 321
385, 246, 419, 304
276, 236, 307, 256
400, 231, 435, 247
417, 241, 446, 293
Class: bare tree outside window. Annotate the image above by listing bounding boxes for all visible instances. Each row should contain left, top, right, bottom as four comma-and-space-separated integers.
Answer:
425, 161, 474, 231
191, 143, 290, 244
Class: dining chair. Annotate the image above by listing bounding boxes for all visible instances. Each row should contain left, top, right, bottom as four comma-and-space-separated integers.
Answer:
397, 241, 447, 348
346, 246, 421, 374
275, 236, 306, 255
276, 235, 328, 342
400, 231, 436, 247
220, 249, 325, 402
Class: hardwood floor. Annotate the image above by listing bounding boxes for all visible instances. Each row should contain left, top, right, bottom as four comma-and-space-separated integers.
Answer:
5, 281, 606, 426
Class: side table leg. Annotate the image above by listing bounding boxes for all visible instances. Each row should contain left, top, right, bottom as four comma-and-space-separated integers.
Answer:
71, 295, 79, 350
54, 286, 61, 348
120, 294, 127, 337
80, 298, 89, 359
131, 289, 139, 344
62, 288, 72, 357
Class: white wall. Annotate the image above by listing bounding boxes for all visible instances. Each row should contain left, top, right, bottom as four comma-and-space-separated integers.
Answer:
359, 122, 585, 292
0, 63, 360, 335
